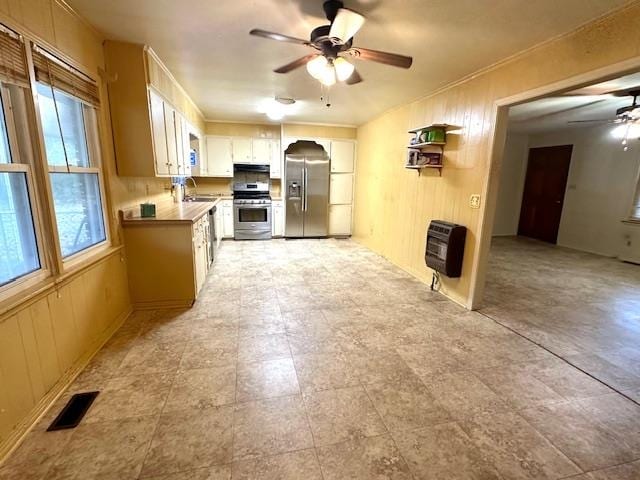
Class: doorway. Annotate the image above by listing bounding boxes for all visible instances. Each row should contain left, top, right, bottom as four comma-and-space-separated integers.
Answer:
518, 145, 573, 243
480, 70, 640, 403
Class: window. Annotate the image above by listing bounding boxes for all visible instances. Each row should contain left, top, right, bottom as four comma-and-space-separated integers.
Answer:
36, 83, 107, 258
0, 90, 41, 286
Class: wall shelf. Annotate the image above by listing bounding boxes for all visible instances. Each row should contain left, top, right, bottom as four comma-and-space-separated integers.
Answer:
405, 164, 443, 176
406, 123, 461, 175
408, 123, 462, 134
407, 141, 446, 148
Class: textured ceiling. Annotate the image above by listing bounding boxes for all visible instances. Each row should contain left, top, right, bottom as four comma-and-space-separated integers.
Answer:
68, 0, 633, 126
508, 72, 640, 134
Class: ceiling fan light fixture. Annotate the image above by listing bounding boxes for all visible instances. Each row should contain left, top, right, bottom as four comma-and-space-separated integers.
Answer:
334, 57, 355, 82
611, 121, 640, 140
318, 62, 337, 86
329, 8, 365, 43
306, 55, 328, 79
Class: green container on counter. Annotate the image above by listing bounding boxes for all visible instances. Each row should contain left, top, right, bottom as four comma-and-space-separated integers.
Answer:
140, 203, 156, 218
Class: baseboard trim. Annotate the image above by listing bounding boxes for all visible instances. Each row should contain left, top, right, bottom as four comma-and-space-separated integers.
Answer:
133, 300, 192, 310
0, 306, 133, 464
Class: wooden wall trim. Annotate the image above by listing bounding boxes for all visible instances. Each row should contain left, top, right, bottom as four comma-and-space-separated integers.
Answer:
0, 245, 125, 321
0, 305, 132, 462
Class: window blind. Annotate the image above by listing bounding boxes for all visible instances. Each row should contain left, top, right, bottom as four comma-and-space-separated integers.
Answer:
32, 46, 100, 107
0, 24, 28, 87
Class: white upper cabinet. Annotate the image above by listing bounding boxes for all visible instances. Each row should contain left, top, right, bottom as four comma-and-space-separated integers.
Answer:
174, 112, 186, 176
163, 103, 179, 175
206, 136, 233, 177
149, 90, 170, 176
330, 173, 354, 205
232, 137, 252, 164
330, 140, 355, 173
252, 138, 270, 164
269, 139, 281, 178
180, 117, 192, 176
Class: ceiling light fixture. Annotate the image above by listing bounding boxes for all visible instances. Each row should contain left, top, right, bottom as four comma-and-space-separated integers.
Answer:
306, 55, 328, 79
611, 120, 640, 150
306, 54, 354, 86
334, 57, 355, 82
258, 96, 297, 121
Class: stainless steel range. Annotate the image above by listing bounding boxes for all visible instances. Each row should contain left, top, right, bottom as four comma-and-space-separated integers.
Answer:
233, 180, 272, 240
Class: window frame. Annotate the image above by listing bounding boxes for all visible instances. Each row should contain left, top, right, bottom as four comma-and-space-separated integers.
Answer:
0, 83, 50, 299
35, 81, 110, 268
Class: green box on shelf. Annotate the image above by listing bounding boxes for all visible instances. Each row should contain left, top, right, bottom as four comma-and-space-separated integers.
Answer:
140, 203, 156, 218
427, 128, 446, 143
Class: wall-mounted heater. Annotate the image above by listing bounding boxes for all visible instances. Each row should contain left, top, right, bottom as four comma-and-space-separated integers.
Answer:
425, 220, 467, 278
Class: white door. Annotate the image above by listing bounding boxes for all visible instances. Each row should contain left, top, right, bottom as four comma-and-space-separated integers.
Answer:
206, 136, 233, 177
181, 117, 192, 176
269, 139, 281, 178
163, 103, 179, 175
174, 112, 185, 175
214, 208, 223, 247
222, 203, 234, 237
252, 138, 270, 164
194, 218, 206, 293
330, 140, 355, 173
329, 204, 352, 236
329, 173, 353, 205
232, 137, 252, 164
149, 90, 170, 176
272, 200, 284, 236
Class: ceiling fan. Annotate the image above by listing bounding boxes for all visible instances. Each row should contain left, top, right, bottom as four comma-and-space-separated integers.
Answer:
567, 88, 640, 150
249, 0, 413, 86
567, 88, 640, 125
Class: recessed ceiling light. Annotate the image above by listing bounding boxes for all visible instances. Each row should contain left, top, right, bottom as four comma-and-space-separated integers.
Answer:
258, 97, 297, 121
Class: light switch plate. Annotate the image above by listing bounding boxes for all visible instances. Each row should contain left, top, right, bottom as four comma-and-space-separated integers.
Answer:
470, 194, 481, 209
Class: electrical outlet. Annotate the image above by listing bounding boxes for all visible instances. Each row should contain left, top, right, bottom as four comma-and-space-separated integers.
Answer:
470, 194, 481, 209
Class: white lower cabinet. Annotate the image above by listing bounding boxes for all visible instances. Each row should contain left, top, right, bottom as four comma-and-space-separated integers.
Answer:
214, 207, 223, 248
329, 204, 352, 236
193, 215, 209, 294
221, 200, 234, 238
272, 200, 284, 237
329, 173, 353, 205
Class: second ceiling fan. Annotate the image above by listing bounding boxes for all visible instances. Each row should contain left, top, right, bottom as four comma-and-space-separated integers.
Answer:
249, 0, 413, 86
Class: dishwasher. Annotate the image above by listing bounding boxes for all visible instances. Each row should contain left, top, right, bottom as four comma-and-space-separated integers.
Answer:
185, 195, 219, 266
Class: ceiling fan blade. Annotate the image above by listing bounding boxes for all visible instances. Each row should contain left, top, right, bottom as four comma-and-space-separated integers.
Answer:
329, 8, 365, 43
567, 119, 617, 124
346, 68, 363, 85
274, 54, 318, 74
249, 29, 312, 47
347, 47, 413, 69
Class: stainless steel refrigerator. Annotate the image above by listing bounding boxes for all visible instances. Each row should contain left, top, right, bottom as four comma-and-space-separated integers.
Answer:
284, 141, 330, 237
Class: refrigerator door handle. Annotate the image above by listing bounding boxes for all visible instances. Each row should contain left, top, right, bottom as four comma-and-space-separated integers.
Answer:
303, 167, 308, 212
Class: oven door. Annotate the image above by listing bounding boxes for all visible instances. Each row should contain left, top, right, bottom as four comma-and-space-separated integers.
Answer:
234, 202, 272, 239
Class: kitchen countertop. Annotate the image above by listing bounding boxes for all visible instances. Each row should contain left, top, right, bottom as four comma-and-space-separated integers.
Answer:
120, 199, 220, 226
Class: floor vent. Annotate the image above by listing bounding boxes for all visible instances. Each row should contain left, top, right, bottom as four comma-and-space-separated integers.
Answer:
47, 391, 99, 431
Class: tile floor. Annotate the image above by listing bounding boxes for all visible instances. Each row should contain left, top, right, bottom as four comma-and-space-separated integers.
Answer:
1, 238, 640, 479
483, 236, 640, 403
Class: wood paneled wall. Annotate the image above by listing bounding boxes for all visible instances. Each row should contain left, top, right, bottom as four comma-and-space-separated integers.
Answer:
206, 121, 280, 138
353, 3, 640, 308
282, 123, 357, 140
0, 250, 130, 457
0, 0, 135, 459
